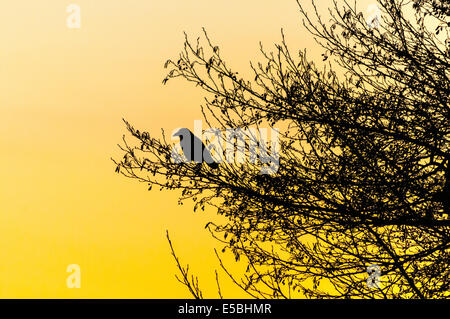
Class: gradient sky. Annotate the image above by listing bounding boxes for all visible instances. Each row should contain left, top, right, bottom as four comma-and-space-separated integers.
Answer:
0, 0, 375, 298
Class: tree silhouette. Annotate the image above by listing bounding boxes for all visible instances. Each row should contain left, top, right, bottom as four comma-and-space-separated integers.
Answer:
114, 0, 449, 298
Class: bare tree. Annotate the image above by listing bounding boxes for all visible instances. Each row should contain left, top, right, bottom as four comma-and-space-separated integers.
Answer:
114, 0, 449, 298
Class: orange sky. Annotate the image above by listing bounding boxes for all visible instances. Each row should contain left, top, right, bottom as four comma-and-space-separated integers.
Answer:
0, 0, 375, 298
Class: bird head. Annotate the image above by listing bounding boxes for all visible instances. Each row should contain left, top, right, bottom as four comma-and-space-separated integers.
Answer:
172, 128, 191, 141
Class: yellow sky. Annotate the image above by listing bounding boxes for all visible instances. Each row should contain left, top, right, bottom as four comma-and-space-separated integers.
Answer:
0, 0, 375, 298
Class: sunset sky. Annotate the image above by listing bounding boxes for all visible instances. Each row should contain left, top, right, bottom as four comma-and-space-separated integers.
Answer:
0, 0, 376, 298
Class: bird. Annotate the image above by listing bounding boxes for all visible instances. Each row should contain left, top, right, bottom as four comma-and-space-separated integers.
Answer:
173, 128, 219, 169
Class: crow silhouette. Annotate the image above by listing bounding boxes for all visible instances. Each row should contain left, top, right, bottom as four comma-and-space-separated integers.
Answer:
173, 128, 219, 169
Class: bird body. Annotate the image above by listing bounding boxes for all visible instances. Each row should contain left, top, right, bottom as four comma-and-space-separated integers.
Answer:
173, 128, 218, 169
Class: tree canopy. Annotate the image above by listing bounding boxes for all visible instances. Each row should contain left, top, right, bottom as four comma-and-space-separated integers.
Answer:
114, 0, 449, 298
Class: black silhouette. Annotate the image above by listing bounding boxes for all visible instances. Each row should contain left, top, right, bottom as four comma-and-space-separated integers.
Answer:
173, 128, 219, 169
115, 0, 449, 299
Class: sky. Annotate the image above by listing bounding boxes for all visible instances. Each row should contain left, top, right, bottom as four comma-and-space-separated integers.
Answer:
0, 0, 375, 298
